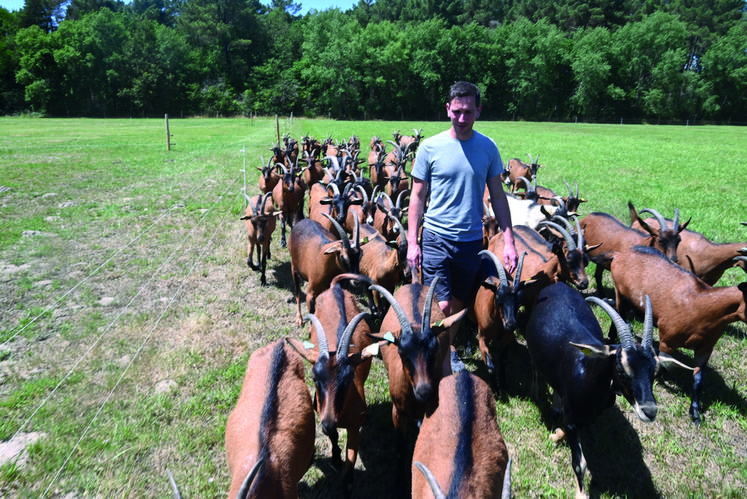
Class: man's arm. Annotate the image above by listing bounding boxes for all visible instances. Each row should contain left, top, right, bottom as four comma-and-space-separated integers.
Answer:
486, 175, 518, 273
406, 177, 427, 277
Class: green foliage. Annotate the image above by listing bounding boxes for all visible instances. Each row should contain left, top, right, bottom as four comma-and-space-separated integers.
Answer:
1, 0, 746, 121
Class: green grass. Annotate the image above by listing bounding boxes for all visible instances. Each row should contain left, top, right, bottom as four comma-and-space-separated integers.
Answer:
0, 117, 745, 497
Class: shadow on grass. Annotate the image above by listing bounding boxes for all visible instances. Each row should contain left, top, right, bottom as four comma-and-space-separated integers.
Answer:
655, 350, 747, 424
299, 399, 416, 498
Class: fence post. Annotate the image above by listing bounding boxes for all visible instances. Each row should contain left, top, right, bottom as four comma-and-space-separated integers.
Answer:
165, 114, 171, 151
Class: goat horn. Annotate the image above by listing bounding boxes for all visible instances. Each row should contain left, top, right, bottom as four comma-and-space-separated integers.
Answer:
328, 182, 340, 196
414, 462, 446, 499
259, 192, 273, 216
538, 220, 577, 251
355, 184, 369, 204
337, 312, 371, 361
517, 176, 532, 191
585, 297, 635, 351
421, 275, 441, 337
563, 180, 573, 198
322, 213, 351, 250
236, 458, 264, 499
514, 251, 526, 289
479, 250, 508, 288
395, 189, 409, 209
574, 181, 579, 199
303, 314, 329, 357
378, 192, 394, 210
352, 210, 360, 249
642, 295, 654, 350
369, 284, 413, 337
575, 216, 585, 249
638, 207, 667, 232
673, 208, 680, 229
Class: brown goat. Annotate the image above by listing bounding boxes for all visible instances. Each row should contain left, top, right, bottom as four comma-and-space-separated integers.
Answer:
501, 153, 542, 193
286, 273, 379, 498
631, 215, 746, 286
241, 192, 277, 286
369, 279, 467, 493
225, 340, 315, 499
412, 370, 511, 499
272, 160, 306, 248
580, 202, 686, 294
609, 244, 747, 424
373, 190, 409, 242
257, 157, 282, 194
288, 212, 361, 326
359, 221, 411, 316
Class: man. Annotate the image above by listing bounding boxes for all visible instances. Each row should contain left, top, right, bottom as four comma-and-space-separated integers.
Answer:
406, 81, 518, 371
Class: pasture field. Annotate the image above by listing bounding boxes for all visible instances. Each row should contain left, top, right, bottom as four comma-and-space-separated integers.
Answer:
0, 116, 745, 498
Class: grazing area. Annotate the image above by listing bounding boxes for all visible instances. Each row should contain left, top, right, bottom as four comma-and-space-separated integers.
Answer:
0, 117, 745, 497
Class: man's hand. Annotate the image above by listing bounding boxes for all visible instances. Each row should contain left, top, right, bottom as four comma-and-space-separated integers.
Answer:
503, 240, 518, 274
407, 243, 422, 277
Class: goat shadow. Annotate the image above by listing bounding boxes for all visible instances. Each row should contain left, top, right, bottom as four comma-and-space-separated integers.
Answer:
299, 399, 412, 498
532, 380, 659, 498
654, 347, 747, 424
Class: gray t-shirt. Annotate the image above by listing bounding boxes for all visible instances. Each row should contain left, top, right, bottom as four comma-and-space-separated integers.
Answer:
411, 130, 502, 242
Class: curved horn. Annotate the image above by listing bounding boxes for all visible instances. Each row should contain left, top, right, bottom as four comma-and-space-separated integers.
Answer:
303, 313, 329, 357
513, 251, 526, 289
369, 283, 413, 337
421, 275, 441, 337
354, 184, 369, 205
337, 312, 371, 361
395, 189, 410, 210
479, 249, 508, 288
259, 192, 273, 215
638, 207, 667, 232
322, 213, 351, 250
236, 458, 264, 499
517, 176, 532, 191
413, 462, 446, 499
585, 296, 635, 351
563, 180, 573, 198
642, 295, 654, 350
537, 220, 577, 251
673, 208, 680, 230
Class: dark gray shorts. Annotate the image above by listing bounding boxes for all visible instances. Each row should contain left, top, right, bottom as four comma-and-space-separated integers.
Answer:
421, 228, 484, 304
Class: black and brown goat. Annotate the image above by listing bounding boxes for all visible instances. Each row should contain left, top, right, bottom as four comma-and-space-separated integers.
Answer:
286, 273, 379, 498
359, 220, 411, 316
225, 340, 315, 499
631, 213, 747, 286
412, 370, 511, 499
241, 192, 277, 286
468, 250, 526, 391
580, 202, 687, 294
257, 157, 282, 194
289, 212, 361, 326
525, 282, 682, 498
609, 244, 746, 424
272, 160, 306, 248
368, 279, 467, 494
501, 153, 542, 193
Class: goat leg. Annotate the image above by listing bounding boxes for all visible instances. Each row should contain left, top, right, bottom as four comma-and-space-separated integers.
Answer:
259, 246, 267, 286
567, 425, 588, 499
280, 216, 288, 248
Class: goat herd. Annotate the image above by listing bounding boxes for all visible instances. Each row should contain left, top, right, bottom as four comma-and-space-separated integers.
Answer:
225, 131, 747, 499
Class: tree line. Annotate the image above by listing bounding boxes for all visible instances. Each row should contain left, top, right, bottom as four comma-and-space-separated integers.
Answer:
0, 0, 745, 122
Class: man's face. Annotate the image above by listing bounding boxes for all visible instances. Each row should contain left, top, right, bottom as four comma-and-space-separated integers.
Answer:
446, 95, 481, 140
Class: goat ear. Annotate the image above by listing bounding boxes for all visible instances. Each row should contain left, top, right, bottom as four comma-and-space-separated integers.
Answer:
285, 338, 319, 364
569, 341, 615, 358
584, 243, 602, 253
349, 339, 390, 365
480, 279, 499, 292
431, 308, 467, 334
322, 242, 343, 255
656, 350, 695, 372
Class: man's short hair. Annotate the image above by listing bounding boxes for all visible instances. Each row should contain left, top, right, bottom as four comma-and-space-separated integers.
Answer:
449, 81, 481, 108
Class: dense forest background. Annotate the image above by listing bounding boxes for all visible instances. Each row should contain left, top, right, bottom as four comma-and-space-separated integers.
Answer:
0, 0, 745, 122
